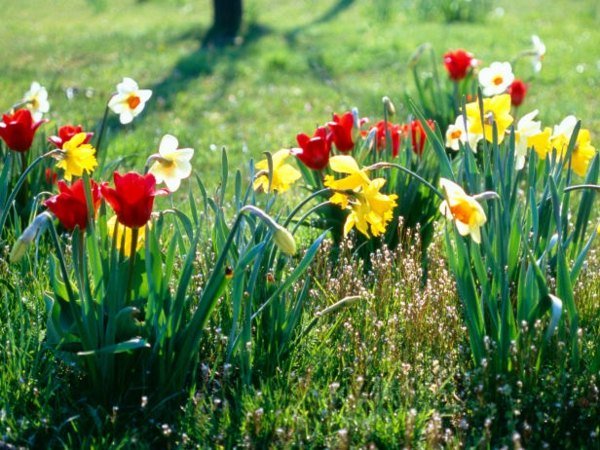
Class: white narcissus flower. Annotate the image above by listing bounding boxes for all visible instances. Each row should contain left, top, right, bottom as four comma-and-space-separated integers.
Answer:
531, 35, 546, 73
23, 82, 50, 121
108, 77, 152, 125
148, 134, 194, 192
445, 115, 482, 152
478, 62, 515, 96
514, 110, 542, 170
439, 178, 487, 244
552, 115, 577, 140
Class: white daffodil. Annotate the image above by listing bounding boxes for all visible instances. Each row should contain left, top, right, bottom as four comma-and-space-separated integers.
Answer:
478, 62, 515, 96
514, 110, 542, 170
439, 178, 487, 244
148, 134, 194, 192
22, 81, 50, 121
445, 115, 482, 152
531, 35, 546, 73
108, 77, 152, 125
552, 115, 577, 141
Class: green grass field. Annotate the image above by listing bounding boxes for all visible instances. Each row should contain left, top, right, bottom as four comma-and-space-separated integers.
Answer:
1, 0, 599, 174
1, 0, 599, 448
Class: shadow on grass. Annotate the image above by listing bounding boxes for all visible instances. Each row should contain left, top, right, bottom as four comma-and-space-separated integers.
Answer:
96, 0, 355, 148
96, 23, 270, 143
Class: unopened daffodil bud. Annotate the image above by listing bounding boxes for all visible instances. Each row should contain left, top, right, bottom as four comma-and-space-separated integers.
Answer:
10, 212, 52, 263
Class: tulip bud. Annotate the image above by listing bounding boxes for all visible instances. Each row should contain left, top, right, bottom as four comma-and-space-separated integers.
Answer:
382, 96, 396, 116
10, 212, 52, 263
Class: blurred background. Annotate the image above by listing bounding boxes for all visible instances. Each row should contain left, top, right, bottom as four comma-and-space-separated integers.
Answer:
1, 0, 599, 175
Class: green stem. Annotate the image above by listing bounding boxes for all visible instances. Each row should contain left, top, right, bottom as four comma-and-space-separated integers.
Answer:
95, 101, 111, 158
0, 149, 61, 239
564, 184, 600, 193
365, 162, 445, 200
126, 226, 139, 302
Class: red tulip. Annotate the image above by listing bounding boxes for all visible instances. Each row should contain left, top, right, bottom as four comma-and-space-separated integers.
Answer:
44, 179, 102, 231
508, 79, 528, 107
0, 109, 47, 152
293, 126, 332, 170
45, 168, 58, 186
443, 49, 476, 81
406, 119, 435, 156
373, 120, 402, 157
101, 172, 167, 229
49, 125, 93, 149
327, 112, 356, 152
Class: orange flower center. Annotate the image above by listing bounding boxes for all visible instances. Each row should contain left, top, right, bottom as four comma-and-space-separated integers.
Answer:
450, 130, 462, 139
127, 94, 141, 110
450, 200, 476, 224
492, 76, 504, 86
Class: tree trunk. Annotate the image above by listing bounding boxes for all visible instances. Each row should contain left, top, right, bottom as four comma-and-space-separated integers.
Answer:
204, 0, 243, 47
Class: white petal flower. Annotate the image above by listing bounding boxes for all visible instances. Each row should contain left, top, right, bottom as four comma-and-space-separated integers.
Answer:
22, 81, 50, 121
514, 109, 541, 170
148, 134, 194, 192
445, 115, 482, 152
552, 115, 577, 140
108, 77, 152, 125
478, 62, 515, 96
531, 35, 546, 73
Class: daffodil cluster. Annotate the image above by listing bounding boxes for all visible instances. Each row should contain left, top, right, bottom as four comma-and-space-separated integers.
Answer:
324, 155, 398, 238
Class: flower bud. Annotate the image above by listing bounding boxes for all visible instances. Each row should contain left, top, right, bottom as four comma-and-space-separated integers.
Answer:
10, 212, 52, 263
382, 96, 395, 116
273, 224, 297, 256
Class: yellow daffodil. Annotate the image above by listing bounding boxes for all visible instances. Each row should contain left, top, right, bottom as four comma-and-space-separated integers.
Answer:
148, 134, 194, 192
55, 132, 98, 181
324, 156, 397, 238
343, 179, 398, 238
108, 77, 152, 125
570, 129, 596, 177
478, 62, 514, 96
253, 149, 301, 193
466, 94, 513, 143
323, 155, 371, 191
527, 127, 553, 160
22, 81, 49, 121
439, 178, 487, 244
514, 110, 542, 170
445, 115, 482, 152
107, 215, 147, 257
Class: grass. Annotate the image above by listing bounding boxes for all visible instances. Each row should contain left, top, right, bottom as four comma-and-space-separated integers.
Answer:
1, 0, 600, 447
1, 0, 599, 175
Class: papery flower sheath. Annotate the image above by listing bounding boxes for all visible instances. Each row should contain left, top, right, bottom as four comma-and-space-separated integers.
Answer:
108, 77, 152, 125
0, 109, 47, 152
44, 179, 102, 231
148, 134, 194, 192
102, 172, 167, 229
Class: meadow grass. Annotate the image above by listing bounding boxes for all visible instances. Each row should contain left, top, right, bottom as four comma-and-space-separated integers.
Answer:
1, 0, 599, 175
1, 0, 600, 448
